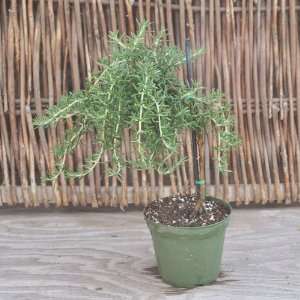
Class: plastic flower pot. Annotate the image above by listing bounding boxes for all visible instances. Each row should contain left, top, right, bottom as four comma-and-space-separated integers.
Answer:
145, 197, 231, 288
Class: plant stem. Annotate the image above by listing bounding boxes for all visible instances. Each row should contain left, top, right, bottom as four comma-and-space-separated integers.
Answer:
185, 39, 205, 216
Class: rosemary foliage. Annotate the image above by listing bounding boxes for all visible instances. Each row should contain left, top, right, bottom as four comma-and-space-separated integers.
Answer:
33, 22, 239, 181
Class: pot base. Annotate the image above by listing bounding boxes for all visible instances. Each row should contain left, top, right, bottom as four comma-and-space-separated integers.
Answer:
145, 197, 231, 288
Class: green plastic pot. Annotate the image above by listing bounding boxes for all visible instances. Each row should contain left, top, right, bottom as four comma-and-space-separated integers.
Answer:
145, 197, 231, 288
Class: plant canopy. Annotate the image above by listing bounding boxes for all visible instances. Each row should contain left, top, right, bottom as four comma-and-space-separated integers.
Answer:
33, 21, 239, 181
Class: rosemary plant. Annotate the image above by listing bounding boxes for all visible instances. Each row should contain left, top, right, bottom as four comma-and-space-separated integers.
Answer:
33, 21, 239, 182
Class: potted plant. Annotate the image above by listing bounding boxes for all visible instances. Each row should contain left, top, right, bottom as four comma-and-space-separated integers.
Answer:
34, 22, 239, 288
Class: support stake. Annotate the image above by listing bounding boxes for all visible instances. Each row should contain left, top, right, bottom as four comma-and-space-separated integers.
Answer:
185, 39, 205, 216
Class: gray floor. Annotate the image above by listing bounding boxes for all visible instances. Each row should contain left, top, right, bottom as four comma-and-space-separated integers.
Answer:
0, 207, 299, 300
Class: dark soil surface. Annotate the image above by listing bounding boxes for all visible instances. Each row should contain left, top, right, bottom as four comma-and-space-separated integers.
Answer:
144, 194, 230, 227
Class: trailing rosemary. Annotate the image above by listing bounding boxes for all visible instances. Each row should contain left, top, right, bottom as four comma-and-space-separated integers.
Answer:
33, 21, 239, 182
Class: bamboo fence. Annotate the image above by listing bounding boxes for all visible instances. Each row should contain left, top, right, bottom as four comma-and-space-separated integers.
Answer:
0, 0, 300, 208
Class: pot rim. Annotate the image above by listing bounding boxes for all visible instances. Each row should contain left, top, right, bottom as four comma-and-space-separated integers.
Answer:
144, 196, 231, 230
